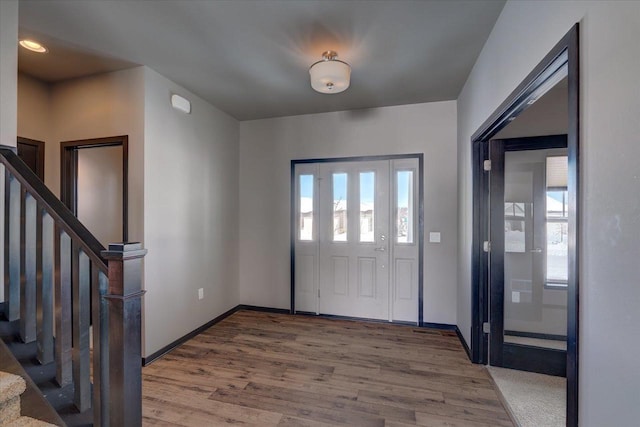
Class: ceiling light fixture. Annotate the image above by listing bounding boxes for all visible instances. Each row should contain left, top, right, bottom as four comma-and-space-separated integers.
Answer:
309, 51, 351, 94
19, 39, 48, 53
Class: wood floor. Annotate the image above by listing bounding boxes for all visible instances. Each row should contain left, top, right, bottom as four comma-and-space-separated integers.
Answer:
142, 310, 514, 427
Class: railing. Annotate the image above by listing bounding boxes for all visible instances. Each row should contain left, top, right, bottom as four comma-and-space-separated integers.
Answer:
1, 145, 146, 426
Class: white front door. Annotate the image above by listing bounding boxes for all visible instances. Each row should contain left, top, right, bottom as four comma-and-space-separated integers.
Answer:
294, 158, 419, 322
318, 160, 390, 320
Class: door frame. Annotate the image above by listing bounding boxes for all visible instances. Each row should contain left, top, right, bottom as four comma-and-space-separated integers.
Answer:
17, 137, 45, 180
470, 24, 579, 425
290, 153, 424, 325
489, 135, 568, 377
60, 135, 129, 242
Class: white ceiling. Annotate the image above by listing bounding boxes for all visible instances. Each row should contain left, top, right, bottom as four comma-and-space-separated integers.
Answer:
18, 0, 505, 121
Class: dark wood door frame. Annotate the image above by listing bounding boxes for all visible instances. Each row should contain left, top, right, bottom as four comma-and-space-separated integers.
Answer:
60, 135, 129, 242
470, 24, 579, 425
17, 137, 45, 180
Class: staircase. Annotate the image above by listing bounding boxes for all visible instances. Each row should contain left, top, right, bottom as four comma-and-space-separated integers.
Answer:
0, 145, 147, 426
1, 310, 82, 426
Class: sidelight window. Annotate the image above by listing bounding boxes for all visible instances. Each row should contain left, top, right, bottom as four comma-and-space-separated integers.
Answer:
299, 174, 314, 241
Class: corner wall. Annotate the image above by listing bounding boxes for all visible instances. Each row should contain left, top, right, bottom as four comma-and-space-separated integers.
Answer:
0, 0, 18, 149
143, 68, 240, 357
0, 0, 18, 302
457, 1, 640, 424
17, 73, 50, 145
239, 101, 458, 325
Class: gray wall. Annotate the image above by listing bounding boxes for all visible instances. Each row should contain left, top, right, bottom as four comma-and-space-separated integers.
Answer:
0, 0, 18, 303
15, 65, 241, 357
143, 68, 240, 357
0, 0, 17, 149
16, 67, 146, 242
239, 101, 458, 325
457, 1, 640, 424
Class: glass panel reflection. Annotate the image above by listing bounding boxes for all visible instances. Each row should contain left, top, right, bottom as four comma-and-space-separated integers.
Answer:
299, 174, 313, 241
396, 171, 413, 243
359, 172, 375, 242
333, 173, 348, 241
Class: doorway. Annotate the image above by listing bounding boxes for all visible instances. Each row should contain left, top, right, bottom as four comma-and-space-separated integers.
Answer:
489, 135, 568, 377
17, 137, 45, 180
60, 136, 128, 246
471, 25, 579, 425
292, 154, 423, 324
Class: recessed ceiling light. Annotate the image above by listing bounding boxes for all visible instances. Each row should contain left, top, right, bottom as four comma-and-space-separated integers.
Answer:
19, 39, 48, 53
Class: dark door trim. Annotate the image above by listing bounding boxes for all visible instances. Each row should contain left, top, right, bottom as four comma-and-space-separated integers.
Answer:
60, 135, 129, 242
470, 24, 579, 426
17, 137, 45, 180
290, 153, 424, 326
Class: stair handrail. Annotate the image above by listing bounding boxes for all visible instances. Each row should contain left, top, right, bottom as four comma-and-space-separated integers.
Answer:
0, 146, 107, 272
1, 144, 145, 426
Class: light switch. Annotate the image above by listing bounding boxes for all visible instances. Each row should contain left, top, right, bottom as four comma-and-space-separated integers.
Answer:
512, 291, 520, 303
429, 232, 441, 243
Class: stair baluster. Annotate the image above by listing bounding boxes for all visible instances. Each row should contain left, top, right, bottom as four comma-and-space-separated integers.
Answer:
1, 145, 146, 426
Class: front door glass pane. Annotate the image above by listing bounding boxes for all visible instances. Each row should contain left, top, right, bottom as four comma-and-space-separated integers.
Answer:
333, 173, 348, 241
396, 170, 413, 243
359, 172, 375, 242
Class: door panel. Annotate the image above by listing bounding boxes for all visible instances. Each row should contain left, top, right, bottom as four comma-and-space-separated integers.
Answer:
319, 161, 390, 320
17, 137, 45, 180
490, 136, 568, 376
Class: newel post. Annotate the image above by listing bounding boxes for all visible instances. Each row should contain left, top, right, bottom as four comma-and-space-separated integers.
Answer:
101, 243, 147, 427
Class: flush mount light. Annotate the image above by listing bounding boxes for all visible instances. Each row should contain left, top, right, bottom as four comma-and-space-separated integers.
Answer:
309, 50, 351, 94
19, 39, 48, 53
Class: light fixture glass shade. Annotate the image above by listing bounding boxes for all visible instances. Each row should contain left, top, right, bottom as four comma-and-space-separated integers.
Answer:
309, 52, 351, 94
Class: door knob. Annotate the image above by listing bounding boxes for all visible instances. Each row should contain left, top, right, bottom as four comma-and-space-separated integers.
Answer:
374, 247, 386, 252
531, 248, 542, 253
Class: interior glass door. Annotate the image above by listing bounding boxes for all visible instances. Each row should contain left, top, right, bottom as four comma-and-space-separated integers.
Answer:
490, 136, 568, 376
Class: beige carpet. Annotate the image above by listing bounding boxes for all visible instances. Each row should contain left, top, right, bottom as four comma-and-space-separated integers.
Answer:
488, 366, 565, 427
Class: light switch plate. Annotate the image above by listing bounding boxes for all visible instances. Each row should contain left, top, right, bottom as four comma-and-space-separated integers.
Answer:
429, 232, 441, 243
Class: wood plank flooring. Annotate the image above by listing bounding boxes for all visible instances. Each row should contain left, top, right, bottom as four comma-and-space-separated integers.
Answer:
142, 310, 514, 427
